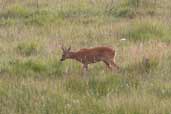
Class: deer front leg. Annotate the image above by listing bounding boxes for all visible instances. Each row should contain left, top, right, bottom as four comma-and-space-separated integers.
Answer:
83, 64, 88, 75
83, 64, 88, 71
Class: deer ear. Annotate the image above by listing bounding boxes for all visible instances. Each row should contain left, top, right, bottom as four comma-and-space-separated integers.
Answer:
61, 45, 65, 51
68, 46, 71, 51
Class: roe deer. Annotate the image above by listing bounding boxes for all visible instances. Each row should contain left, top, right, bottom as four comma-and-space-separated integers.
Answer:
60, 46, 119, 73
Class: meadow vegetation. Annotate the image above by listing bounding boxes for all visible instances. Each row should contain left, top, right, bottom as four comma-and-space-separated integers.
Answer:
0, 0, 171, 114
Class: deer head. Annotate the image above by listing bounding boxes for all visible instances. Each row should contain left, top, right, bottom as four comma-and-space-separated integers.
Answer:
60, 46, 71, 61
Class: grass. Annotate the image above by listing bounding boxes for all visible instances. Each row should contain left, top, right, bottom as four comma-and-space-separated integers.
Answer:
16, 41, 40, 56
123, 19, 171, 42
110, 0, 162, 18
1, 0, 171, 114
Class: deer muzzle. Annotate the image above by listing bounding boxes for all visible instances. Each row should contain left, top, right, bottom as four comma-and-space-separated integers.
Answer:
60, 58, 65, 61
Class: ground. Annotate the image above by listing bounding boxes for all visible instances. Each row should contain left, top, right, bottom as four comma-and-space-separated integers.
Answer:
0, 0, 171, 114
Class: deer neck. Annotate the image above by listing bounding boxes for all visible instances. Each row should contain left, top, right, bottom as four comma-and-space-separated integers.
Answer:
68, 52, 77, 59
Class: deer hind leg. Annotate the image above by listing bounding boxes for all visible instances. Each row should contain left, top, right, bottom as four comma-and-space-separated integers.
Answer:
103, 61, 112, 71
110, 60, 119, 71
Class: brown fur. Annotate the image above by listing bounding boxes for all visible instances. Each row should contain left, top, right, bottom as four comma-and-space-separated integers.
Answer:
61, 46, 119, 72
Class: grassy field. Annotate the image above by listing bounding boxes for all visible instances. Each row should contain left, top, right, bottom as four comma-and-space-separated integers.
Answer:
1, 0, 171, 114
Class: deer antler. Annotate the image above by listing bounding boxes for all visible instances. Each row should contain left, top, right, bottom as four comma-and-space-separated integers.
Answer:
68, 46, 71, 51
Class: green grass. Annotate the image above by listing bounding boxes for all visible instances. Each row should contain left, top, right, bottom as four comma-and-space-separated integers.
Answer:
123, 19, 171, 42
110, 0, 161, 18
16, 41, 40, 56
1, 0, 171, 114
